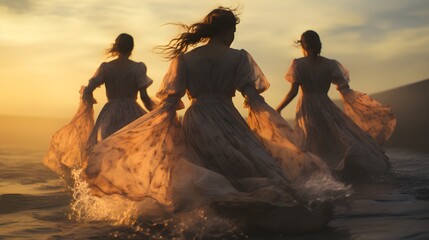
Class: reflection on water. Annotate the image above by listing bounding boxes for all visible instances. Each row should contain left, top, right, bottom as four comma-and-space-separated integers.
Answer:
0, 146, 428, 239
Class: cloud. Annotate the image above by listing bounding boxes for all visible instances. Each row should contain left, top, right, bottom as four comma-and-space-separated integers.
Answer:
326, 0, 429, 40
0, 0, 33, 14
1, 0, 428, 118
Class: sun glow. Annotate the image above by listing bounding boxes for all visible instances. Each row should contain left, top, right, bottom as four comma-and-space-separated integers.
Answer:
0, 0, 428, 119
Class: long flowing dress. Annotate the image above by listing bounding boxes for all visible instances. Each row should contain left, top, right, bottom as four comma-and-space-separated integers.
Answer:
285, 57, 396, 179
83, 49, 344, 212
44, 48, 349, 232
43, 61, 153, 179
84, 61, 153, 148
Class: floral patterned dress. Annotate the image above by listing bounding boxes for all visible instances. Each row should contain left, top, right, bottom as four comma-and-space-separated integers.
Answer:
44, 48, 348, 226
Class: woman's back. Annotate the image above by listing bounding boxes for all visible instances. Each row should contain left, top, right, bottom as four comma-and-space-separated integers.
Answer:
183, 47, 243, 98
290, 57, 336, 94
279, 29, 394, 177
99, 61, 148, 100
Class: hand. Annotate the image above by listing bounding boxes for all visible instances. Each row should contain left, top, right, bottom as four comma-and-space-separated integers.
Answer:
85, 96, 97, 104
82, 90, 97, 104
145, 98, 160, 111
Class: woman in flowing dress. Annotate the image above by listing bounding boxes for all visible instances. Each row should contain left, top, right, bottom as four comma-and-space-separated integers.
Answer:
43, 33, 155, 179
82, 8, 349, 233
83, 33, 155, 148
276, 30, 396, 180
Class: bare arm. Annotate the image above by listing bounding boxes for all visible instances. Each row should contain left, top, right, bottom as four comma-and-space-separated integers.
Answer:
275, 82, 299, 113
140, 88, 154, 111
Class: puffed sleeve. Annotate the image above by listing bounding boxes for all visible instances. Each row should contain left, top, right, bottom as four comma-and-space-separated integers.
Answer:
235, 49, 270, 96
136, 62, 153, 89
331, 60, 350, 93
285, 59, 300, 84
86, 62, 106, 91
156, 54, 186, 109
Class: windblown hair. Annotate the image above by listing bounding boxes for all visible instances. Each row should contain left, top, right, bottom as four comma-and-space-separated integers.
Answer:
296, 30, 322, 56
158, 7, 240, 60
106, 33, 134, 57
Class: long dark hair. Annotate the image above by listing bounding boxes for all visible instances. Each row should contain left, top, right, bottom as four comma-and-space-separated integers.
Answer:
296, 30, 322, 56
106, 33, 134, 57
157, 7, 240, 60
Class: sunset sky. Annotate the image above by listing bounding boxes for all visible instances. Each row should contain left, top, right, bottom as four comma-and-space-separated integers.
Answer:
1, 0, 428, 119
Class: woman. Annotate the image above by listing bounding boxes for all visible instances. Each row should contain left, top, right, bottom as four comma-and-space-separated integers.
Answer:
276, 30, 396, 179
83, 33, 155, 148
43, 33, 155, 180
83, 9, 348, 233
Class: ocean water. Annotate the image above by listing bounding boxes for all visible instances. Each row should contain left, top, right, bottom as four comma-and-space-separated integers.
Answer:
0, 145, 428, 240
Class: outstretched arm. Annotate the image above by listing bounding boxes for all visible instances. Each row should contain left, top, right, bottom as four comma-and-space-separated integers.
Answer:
275, 82, 299, 113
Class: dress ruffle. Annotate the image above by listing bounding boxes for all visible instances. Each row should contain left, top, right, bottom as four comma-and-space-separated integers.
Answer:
43, 87, 94, 180
341, 89, 396, 145
246, 92, 330, 182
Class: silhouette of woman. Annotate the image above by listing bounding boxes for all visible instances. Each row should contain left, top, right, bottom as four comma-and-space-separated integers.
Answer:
276, 30, 396, 179
83, 33, 155, 148
43, 33, 155, 180
83, 8, 347, 233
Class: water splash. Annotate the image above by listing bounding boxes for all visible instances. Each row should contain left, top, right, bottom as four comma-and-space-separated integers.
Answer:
67, 169, 244, 239
296, 172, 352, 205
66, 168, 350, 238
68, 168, 138, 226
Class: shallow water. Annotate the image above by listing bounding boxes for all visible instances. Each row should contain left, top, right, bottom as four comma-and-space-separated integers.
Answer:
0, 145, 428, 240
